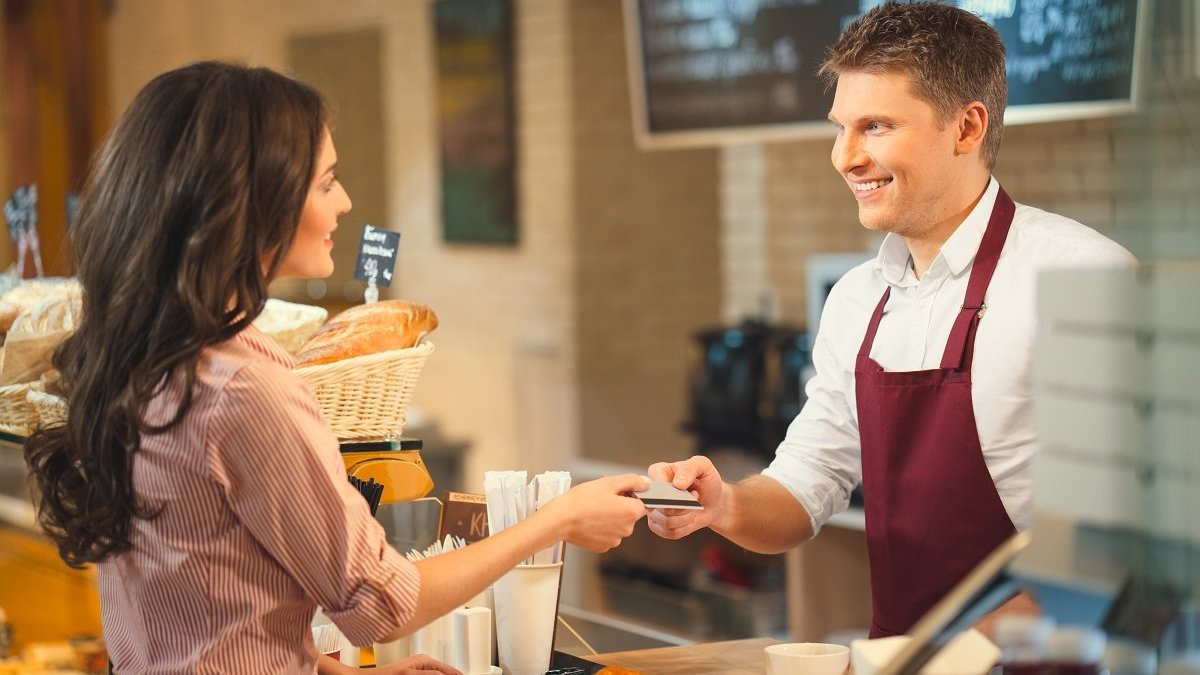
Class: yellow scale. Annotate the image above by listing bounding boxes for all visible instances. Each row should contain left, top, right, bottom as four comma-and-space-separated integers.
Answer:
339, 437, 435, 504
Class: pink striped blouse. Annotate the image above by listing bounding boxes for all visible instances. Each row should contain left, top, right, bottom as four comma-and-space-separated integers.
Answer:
99, 326, 420, 673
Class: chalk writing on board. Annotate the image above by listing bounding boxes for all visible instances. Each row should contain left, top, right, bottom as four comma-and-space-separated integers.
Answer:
627, 0, 1141, 145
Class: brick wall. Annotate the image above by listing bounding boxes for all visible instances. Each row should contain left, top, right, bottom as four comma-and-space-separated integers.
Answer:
382, 0, 583, 482
571, 0, 721, 468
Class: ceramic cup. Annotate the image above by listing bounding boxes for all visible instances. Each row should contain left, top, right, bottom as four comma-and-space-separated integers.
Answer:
764, 642, 851, 675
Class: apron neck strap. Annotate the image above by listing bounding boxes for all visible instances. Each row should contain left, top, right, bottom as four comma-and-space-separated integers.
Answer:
939, 187, 1016, 370
858, 287, 891, 359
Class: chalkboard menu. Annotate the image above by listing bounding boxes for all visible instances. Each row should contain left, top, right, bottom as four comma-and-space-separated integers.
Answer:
624, 0, 1144, 148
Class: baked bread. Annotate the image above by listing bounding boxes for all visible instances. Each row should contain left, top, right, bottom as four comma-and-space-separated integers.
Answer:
0, 301, 19, 334
294, 299, 437, 368
9, 294, 82, 334
1, 278, 82, 313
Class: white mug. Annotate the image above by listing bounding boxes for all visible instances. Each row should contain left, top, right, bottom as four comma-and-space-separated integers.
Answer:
764, 642, 850, 675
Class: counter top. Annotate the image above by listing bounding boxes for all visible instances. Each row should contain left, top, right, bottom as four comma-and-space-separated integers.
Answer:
588, 637, 780, 675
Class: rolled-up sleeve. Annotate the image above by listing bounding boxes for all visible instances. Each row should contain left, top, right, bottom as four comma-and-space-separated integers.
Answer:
762, 313, 863, 535
204, 362, 421, 646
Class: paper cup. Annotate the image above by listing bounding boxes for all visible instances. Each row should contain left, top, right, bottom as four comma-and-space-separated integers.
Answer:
493, 562, 563, 675
411, 614, 451, 663
764, 642, 850, 675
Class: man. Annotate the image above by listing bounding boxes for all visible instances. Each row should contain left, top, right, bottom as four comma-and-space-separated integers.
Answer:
647, 1, 1134, 638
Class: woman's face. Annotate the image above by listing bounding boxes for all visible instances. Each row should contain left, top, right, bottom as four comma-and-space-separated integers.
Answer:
276, 128, 351, 279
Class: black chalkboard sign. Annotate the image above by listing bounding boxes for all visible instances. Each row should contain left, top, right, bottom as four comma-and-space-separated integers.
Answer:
624, 0, 1144, 148
353, 224, 400, 287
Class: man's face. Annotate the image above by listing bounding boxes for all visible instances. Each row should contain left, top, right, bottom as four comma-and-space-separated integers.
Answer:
828, 71, 970, 243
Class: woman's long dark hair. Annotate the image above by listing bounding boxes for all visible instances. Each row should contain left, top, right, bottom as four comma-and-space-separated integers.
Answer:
24, 62, 327, 567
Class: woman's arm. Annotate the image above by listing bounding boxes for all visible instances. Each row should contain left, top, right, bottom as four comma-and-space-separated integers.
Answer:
379, 473, 649, 641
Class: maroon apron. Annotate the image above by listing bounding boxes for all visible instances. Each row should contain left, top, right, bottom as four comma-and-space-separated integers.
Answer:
856, 188, 1018, 638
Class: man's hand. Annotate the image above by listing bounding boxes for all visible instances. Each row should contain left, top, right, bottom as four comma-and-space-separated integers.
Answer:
645, 456, 729, 539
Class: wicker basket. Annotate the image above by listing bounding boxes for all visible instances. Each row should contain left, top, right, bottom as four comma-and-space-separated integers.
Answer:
0, 382, 38, 435
27, 388, 67, 429
295, 340, 434, 441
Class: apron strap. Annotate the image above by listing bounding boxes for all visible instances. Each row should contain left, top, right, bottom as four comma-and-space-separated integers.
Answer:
940, 188, 1016, 371
858, 286, 891, 359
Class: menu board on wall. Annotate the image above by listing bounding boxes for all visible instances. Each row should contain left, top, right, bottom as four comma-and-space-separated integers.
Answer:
624, 0, 1145, 148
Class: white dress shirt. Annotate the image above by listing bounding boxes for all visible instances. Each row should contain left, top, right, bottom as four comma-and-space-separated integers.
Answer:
102, 327, 420, 673
762, 178, 1135, 534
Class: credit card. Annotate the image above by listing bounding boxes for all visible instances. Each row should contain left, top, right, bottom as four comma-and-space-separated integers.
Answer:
633, 480, 702, 510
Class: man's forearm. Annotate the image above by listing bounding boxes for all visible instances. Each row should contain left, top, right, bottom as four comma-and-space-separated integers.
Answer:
711, 475, 816, 553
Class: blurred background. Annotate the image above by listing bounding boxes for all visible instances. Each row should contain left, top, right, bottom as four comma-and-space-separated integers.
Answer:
0, 0, 1197, 664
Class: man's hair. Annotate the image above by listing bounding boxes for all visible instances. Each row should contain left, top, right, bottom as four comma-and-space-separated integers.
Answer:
819, 1, 1007, 168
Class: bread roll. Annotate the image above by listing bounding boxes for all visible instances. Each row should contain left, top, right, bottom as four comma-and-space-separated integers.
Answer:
294, 300, 437, 367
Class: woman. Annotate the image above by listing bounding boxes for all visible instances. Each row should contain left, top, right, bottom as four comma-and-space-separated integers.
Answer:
24, 62, 649, 674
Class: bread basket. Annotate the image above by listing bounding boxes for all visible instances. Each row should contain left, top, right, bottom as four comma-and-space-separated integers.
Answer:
0, 382, 39, 435
295, 340, 434, 441
27, 387, 67, 429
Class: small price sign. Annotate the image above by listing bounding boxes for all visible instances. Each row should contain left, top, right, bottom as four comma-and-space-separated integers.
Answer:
354, 224, 401, 299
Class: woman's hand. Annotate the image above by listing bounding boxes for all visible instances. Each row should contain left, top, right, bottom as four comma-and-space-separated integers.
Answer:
646, 455, 728, 539
542, 474, 649, 553
372, 653, 462, 674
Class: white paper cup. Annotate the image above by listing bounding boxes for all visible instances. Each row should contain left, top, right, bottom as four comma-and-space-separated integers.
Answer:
411, 614, 451, 663
764, 642, 850, 675
493, 562, 563, 675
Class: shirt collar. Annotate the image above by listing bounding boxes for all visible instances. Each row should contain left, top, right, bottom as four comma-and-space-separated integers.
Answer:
872, 177, 1000, 284
237, 324, 297, 368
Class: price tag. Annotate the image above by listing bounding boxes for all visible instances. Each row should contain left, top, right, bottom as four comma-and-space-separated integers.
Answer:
353, 224, 400, 287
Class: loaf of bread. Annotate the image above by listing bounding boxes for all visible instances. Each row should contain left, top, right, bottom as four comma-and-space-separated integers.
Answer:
293, 299, 437, 368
